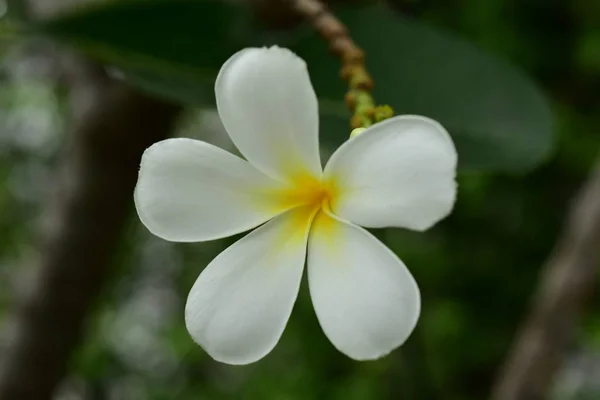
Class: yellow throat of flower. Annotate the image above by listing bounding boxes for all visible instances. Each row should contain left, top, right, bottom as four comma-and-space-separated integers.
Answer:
276, 172, 338, 213
260, 171, 340, 247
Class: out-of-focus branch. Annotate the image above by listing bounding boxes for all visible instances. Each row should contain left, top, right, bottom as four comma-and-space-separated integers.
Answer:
0, 56, 181, 398
288, 0, 393, 130
491, 158, 600, 400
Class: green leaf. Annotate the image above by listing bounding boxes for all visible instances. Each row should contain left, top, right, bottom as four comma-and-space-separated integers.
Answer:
38, 0, 255, 105
39, 0, 554, 172
123, 69, 215, 106
292, 5, 555, 172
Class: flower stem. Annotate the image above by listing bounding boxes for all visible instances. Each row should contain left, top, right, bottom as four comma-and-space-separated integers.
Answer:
289, 0, 394, 134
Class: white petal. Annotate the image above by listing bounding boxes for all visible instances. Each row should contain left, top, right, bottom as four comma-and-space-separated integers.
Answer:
185, 206, 317, 364
307, 210, 420, 360
215, 46, 321, 181
324, 115, 457, 231
134, 138, 288, 242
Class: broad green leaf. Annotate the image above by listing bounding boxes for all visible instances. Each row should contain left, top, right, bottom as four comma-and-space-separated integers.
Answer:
292, 6, 554, 172
38, 0, 252, 105
39, 0, 554, 172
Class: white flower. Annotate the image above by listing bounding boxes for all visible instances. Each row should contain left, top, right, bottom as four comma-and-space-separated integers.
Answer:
134, 46, 457, 365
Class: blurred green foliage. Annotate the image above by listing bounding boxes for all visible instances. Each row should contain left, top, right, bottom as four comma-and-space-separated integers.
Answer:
1, 0, 600, 399
39, 0, 553, 172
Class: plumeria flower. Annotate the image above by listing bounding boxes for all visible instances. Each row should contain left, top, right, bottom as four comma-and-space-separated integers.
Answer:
134, 46, 457, 365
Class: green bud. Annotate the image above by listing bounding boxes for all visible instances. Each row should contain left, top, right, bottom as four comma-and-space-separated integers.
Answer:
350, 127, 367, 138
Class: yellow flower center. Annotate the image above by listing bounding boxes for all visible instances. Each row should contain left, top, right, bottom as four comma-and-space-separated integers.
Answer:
260, 171, 340, 247
275, 172, 337, 213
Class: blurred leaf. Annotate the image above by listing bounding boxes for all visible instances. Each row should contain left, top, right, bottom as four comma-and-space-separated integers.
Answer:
293, 5, 555, 173
39, 0, 554, 172
124, 69, 215, 106
37, 0, 254, 105
576, 30, 600, 73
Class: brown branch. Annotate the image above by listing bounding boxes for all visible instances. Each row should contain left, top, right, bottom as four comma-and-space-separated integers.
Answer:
491, 158, 600, 400
0, 55, 181, 398
288, 0, 393, 130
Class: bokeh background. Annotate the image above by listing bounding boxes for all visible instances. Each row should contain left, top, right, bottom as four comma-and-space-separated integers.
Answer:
0, 0, 599, 399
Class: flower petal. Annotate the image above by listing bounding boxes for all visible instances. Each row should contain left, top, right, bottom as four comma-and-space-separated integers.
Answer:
307, 210, 420, 360
324, 115, 457, 231
215, 47, 321, 180
135, 138, 287, 242
185, 206, 316, 365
